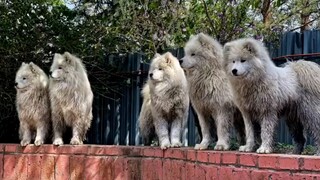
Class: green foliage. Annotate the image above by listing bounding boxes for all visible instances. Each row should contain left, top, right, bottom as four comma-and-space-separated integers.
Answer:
0, 0, 319, 143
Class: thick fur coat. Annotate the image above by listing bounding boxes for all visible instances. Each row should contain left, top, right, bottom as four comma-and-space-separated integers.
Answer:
49, 52, 93, 145
138, 52, 189, 149
223, 38, 306, 154
180, 33, 246, 150
15, 62, 50, 146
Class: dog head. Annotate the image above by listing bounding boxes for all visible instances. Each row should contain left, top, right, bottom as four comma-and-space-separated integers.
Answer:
15, 62, 47, 91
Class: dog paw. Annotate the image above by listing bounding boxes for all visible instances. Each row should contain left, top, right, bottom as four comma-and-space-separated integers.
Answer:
70, 137, 83, 145
53, 138, 64, 146
194, 143, 209, 150
256, 146, 272, 154
34, 139, 44, 146
171, 141, 182, 148
239, 145, 254, 152
20, 140, 31, 146
160, 141, 171, 150
214, 142, 230, 151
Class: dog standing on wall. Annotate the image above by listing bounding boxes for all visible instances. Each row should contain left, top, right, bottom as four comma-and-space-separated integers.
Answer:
49, 52, 93, 145
15, 62, 50, 146
223, 38, 305, 154
180, 33, 246, 150
138, 52, 189, 149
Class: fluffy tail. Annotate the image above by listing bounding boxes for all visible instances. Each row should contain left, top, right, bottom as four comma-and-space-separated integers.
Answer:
289, 60, 320, 96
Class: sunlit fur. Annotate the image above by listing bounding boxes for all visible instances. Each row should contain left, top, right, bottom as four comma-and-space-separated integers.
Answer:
49, 52, 93, 145
138, 52, 189, 149
223, 38, 304, 154
15, 62, 50, 146
180, 33, 246, 150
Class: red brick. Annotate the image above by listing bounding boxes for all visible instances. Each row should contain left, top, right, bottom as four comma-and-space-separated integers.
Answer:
186, 162, 195, 179
41, 155, 55, 180
233, 168, 251, 179
163, 159, 172, 179
101, 157, 114, 179
239, 153, 257, 167
170, 160, 185, 180
27, 155, 41, 179
125, 158, 141, 179
209, 152, 221, 164
15, 154, 28, 180
195, 164, 206, 179
143, 147, 163, 158
187, 149, 196, 161
22, 145, 43, 154
141, 159, 154, 180
55, 155, 69, 180
292, 173, 320, 180
70, 155, 85, 180
218, 167, 233, 180
5, 144, 18, 153
258, 154, 278, 169
3, 155, 16, 179
164, 148, 186, 160
302, 157, 320, 171
197, 151, 209, 163
202, 164, 218, 179
270, 172, 292, 180
85, 156, 102, 179
152, 158, 163, 180
105, 146, 126, 156
278, 156, 299, 170
0, 154, 3, 178
251, 170, 272, 180
291, 173, 315, 180
113, 157, 125, 180
221, 152, 237, 164
56, 145, 88, 155
0, 144, 4, 152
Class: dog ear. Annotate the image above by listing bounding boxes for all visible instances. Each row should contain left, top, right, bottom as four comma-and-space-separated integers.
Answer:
243, 40, 257, 55
223, 43, 231, 55
163, 52, 173, 64
29, 62, 38, 74
63, 52, 73, 64
53, 53, 63, 62
198, 33, 210, 47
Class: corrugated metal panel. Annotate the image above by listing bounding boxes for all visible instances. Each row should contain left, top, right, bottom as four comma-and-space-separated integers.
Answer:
87, 30, 320, 147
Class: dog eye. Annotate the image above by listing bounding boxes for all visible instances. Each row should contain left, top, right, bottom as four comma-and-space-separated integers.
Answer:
58, 67, 62, 69
233, 61, 235, 63
159, 68, 162, 70
22, 77, 26, 80
240, 59, 246, 63
191, 53, 195, 56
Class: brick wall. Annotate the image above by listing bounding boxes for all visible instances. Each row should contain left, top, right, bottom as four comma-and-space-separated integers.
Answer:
1, 144, 320, 180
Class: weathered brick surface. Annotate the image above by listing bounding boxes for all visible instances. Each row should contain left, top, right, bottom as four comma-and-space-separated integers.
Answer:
1, 144, 320, 180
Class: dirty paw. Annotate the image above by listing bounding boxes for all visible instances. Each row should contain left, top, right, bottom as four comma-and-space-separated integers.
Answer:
20, 140, 31, 146
239, 145, 254, 152
53, 138, 64, 146
256, 146, 272, 154
70, 137, 83, 145
194, 143, 209, 150
171, 141, 182, 148
34, 138, 44, 146
214, 143, 229, 151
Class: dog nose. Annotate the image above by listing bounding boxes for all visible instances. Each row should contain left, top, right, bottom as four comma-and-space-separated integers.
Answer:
15, 82, 18, 86
149, 73, 153, 78
232, 69, 238, 75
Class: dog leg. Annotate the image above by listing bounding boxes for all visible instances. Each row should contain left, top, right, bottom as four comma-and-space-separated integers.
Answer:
256, 113, 277, 154
154, 118, 171, 149
239, 111, 255, 152
214, 112, 231, 150
194, 110, 212, 150
170, 119, 182, 147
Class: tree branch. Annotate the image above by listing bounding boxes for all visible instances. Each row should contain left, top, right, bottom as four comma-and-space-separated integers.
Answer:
201, 0, 215, 34
289, 16, 320, 32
